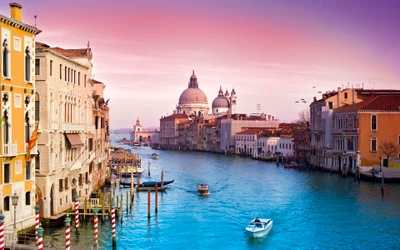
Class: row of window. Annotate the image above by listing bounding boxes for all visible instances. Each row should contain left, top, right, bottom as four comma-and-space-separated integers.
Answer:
35, 58, 87, 87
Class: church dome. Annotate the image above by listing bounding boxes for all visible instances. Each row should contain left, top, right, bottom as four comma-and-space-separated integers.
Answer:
212, 86, 229, 108
212, 95, 229, 108
179, 88, 208, 105
178, 70, 208, 105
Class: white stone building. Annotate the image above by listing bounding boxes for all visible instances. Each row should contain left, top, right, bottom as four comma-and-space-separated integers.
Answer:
35, 42, 97, 218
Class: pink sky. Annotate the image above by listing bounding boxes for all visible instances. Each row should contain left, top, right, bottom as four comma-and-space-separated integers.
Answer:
3, 0, 399, 128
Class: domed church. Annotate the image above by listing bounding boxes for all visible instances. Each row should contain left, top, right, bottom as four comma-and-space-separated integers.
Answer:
176, 71, 210, 117
175, 71, 237, 118
212, 86, 237, 116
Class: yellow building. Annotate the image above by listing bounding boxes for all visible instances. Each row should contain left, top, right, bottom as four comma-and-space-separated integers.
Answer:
0, 3, 41, 231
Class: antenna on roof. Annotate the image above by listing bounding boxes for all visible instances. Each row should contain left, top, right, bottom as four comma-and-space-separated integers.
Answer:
34, 15, 37, 27
257, 104, 261, 114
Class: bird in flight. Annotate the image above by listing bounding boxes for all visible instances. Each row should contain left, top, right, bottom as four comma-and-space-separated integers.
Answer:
295, 101, 299, 103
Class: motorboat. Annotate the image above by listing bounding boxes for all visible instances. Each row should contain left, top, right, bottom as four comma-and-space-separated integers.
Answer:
197, 183, 210, 195
152, 153, 159, 160
120, 166, 145, 177
245, 218, 273, 238
284, 162, 302, 169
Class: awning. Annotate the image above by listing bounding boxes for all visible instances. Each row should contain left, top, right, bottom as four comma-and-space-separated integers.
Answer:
65, 133, 84, 148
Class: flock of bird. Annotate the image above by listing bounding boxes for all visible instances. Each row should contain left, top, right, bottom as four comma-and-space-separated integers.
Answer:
295, 86, 323, 104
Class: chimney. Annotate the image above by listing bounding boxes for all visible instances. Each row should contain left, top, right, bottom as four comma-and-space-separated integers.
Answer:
10, 3, 22, 21
337, 87, 341, 108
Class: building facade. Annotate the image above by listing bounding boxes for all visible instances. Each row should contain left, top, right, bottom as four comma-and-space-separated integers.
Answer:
35, 41, 97, 218
0, 3, 41, 230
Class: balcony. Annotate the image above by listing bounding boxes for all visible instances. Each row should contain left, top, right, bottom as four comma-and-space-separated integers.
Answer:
3, 143, 17, 157
50, 121, 58, 130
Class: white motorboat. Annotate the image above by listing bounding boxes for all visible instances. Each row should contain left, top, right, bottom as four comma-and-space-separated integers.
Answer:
197, 183, 209, 195
152, 153, 159, 160
120, 166, 145, 177
245, 218, 273, 238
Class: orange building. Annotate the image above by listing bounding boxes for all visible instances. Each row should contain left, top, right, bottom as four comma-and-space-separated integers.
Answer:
332, 95, 400, 172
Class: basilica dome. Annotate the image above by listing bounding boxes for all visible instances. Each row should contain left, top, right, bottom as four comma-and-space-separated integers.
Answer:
176, 71, 210, 116
179, 88, 208, 105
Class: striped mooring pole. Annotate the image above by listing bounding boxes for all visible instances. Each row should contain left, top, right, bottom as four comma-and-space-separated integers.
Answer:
35, 204, 40, 245
0, 214, 5, 250
74, 193, 80, 235
93, 207, 99, 248
65, 216, 71, 250
37, 226, 44, 250
111, 199, 117, 247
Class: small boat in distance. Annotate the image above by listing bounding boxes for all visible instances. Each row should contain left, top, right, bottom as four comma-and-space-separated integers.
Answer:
197, 183, 209, 195
152, 153, 159, 160
284, 162, 302, 169
245, 218, 273, 238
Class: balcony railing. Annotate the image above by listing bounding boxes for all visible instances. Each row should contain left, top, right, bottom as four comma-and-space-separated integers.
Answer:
3, 143, 17, 156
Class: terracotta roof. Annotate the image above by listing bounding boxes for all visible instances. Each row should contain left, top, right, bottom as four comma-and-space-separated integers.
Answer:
51, 47, 92, 58
161, 113, 188, 120
236, 128, 267, 135
92, 79, 104, 85
334, 95, 400, 113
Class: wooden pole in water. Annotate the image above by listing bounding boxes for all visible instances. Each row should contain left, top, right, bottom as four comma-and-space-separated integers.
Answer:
381, 169, 385, 197
111, 199, 117, 247
101, 196, 105, 223
93, 207, 99, 248
161, 169, 164, 189
74, 194, 80, 235
155, 184, 158, 214
83, 198, 87, 222
120, 193, 123, 224
148, 161, 151, 177
116, 195, 119, 218
147, 188, 151, 219
137, 170, 140, 192
126, 190, 129, 214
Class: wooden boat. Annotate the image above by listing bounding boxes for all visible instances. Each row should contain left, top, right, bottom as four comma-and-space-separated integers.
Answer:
245, 218, 273, 238
284, 162, 302, 169
119, 180, 174, 191
152, 153, 159, 160
197, 183, 210, 195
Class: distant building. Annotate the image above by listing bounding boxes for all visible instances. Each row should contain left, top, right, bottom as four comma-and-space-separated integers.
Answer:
130, 118, 158, 145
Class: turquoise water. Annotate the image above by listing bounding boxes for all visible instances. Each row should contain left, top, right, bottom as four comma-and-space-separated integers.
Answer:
43, 136, 400, 249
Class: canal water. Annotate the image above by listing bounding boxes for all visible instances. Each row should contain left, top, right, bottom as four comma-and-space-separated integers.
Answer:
43, 135, 400, 249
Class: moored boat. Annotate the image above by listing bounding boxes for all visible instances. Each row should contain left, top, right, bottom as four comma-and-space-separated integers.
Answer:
120, 166, 145, 177
152, 153, 159, 160
245, 218, 273, 238
119, 179, 175, 191
197, 183, 209, 195
284, 162, 302, 169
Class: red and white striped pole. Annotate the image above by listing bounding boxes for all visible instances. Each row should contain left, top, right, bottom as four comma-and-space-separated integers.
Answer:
93, 207, 99, 248
0, 214, 5, 250
37, 226, 44, 250
35, 204, 40, 245
111, 199, 117, 247
74, 194, 80, 235
65, 216, 71, 250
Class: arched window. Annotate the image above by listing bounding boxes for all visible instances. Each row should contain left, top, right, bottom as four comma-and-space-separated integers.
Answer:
371, 137, 377, 152
371, 115, 377, 130
3, 109, 9, 144
344, 92, 348, 99
3, 39, 9, 77
25, 46, 31, 81
25, 191, 31, 205
4, 196, 10, 211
